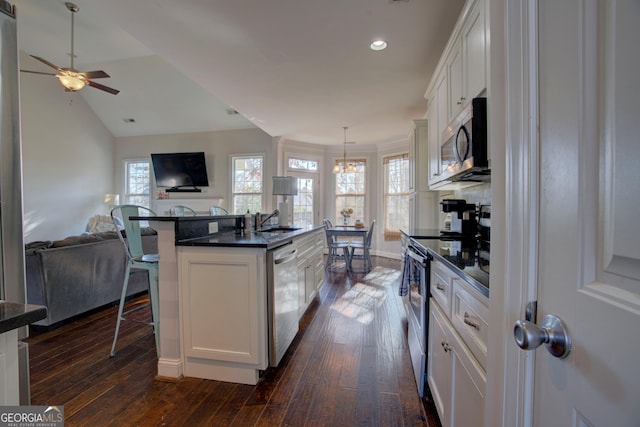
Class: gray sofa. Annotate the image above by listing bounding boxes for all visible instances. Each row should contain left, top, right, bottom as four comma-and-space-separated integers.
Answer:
25, 229, 157, 328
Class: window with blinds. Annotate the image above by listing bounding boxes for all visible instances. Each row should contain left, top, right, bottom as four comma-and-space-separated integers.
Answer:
383, 153, 410, 240
334, 159, 366, 223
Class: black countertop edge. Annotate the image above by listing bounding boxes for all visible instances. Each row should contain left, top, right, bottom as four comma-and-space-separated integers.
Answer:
427, 249, 489, 298
176, 225, 325, 250
400, 228, 444, 239
132, 215, 237, 222
401, 229, 490, 298
0, 302, 47, 334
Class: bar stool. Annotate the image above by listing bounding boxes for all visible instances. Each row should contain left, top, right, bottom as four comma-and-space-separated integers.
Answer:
110, 205, 159, 357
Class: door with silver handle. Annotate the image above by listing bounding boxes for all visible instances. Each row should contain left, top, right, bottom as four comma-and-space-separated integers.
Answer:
513, 314, 571, 359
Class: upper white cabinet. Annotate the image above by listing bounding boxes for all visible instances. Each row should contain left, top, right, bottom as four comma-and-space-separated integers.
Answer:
424, 0, 487, 190
408, 119, 428, 192
446, 0, 486, 122
462, 0, 486, 104
408, 119, 438, 230
446, 42, 464, 121
427, 73, 449, 185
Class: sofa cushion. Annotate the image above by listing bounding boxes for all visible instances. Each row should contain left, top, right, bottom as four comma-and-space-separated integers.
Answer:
25, 241, 52, 255
86, 214, 118, 233
51, 234, 103, 248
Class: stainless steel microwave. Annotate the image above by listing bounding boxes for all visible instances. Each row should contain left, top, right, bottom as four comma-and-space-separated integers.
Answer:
439, 97, 489, 182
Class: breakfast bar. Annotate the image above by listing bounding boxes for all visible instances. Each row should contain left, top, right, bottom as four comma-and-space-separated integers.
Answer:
137, 214, 324, 384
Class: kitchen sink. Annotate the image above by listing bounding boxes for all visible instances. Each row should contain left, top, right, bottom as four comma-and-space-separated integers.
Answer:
258, 227, 301, 233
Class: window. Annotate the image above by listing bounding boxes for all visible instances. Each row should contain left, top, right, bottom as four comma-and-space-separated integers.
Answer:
124, 159, 151, 207
232, 155, 264, 214
383, 153, 410, 240
288, 157, 318, 171
335, 159, 366, 224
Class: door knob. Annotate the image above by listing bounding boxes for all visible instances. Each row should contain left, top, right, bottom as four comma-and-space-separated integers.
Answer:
513, 314, 571, 358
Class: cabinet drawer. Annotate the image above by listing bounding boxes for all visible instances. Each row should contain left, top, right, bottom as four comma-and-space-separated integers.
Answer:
451, 280, 488, 370
430, 259, 456, 316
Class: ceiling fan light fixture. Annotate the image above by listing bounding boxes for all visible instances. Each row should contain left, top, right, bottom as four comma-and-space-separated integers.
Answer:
56, 73, 85, 91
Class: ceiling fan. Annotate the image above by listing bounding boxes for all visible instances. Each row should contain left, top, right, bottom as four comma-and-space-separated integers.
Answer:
21, 2, 119, 95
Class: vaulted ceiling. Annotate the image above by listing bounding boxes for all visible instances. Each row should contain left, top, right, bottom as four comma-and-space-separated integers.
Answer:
15, 0, 465, 145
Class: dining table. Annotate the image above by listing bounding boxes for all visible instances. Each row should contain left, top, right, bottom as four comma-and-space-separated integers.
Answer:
326, 225, 369, 270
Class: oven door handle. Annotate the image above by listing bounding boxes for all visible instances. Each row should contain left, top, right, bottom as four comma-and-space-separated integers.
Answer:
407, 248, 429, 266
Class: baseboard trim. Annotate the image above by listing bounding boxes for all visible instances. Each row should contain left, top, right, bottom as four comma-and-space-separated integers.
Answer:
157, 357, 183, 379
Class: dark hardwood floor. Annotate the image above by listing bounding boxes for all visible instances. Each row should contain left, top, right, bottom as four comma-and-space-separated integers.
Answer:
26, 256, 441, 426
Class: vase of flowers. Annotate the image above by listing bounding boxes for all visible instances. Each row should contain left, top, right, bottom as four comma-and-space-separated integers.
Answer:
340, 208, 353, 225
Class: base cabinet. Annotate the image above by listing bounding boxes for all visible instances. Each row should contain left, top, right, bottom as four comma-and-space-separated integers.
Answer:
295, 229, 324, 317
428, 298, 486, 427
178, 247, 268, 385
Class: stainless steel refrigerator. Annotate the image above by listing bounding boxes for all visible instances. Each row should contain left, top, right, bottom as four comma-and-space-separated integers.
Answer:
0, 0, 31, 404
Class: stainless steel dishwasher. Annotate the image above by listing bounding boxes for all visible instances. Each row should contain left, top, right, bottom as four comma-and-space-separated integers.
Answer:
267, 242, 299, 366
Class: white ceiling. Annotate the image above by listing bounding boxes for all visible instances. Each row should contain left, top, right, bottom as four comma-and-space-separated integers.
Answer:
14, 0, 465, 145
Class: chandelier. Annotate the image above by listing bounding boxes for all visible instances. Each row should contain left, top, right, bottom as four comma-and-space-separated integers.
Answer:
332, 127, 358, 174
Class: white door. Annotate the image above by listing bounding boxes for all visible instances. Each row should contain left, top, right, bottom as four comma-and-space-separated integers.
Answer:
289, 172, 318, 227
515, 1, 640, 426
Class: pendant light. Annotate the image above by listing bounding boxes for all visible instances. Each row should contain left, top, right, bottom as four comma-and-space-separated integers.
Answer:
332, 127, 358, 174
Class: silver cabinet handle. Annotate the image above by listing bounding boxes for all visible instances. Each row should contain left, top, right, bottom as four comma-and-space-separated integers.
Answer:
441, 340, 451, 353
463, 312, 480, 330
513, 314, 571, 359
436, 283, 446, 291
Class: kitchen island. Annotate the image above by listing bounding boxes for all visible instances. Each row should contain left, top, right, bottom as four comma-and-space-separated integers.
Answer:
141, 215, 324, 384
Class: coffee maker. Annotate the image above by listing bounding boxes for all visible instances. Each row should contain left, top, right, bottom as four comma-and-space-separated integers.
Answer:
440, 199, 477, 236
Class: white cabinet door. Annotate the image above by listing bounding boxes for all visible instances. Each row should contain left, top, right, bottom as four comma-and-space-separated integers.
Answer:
444, 0, 487, 124
428, 72, 449, 188
446, 42, 464, 121
450, 327, 486, 427
461, 0, 486, 101
428, 301, 452, 427
430, 295, 486, 427
179, 248, 268, 374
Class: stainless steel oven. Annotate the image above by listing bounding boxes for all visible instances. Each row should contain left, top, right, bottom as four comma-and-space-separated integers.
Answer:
404, 242, 431, 397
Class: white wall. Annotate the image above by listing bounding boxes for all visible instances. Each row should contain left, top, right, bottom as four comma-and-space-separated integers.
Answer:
20, 53, 116, 242
113, 128, 276, 213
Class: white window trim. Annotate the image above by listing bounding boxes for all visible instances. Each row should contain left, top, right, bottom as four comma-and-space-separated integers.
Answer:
229, 153, 265, 214
122, 157, 152, 207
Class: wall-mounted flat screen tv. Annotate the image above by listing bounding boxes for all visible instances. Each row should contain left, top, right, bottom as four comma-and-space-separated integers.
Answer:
151, 152, 209, 191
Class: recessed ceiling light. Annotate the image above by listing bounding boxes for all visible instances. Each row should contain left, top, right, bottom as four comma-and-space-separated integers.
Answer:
370, 40, 388, 51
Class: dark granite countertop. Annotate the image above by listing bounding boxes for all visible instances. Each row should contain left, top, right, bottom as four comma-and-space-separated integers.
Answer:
0, 301, 47, 334
176, 225, 325, 250
401, 229, 489, 298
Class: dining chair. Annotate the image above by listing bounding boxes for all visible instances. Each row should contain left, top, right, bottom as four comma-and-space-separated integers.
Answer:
110, 205, 160, 357
209, 206, 229, 215
169, 205, 197, 216
323, 219, 350, 271
349, 219, 376, 272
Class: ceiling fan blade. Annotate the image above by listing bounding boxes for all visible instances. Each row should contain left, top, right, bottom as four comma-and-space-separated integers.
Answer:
20, 70, 56, 76
87, 80, 119, 95
30, 55, 63, 72
82, 70, 110, 79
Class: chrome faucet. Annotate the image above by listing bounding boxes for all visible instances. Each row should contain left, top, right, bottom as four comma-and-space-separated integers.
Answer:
257, 209, 279, 229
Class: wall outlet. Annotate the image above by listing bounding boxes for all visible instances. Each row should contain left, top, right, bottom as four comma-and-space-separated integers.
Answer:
208, 222, 218, 234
